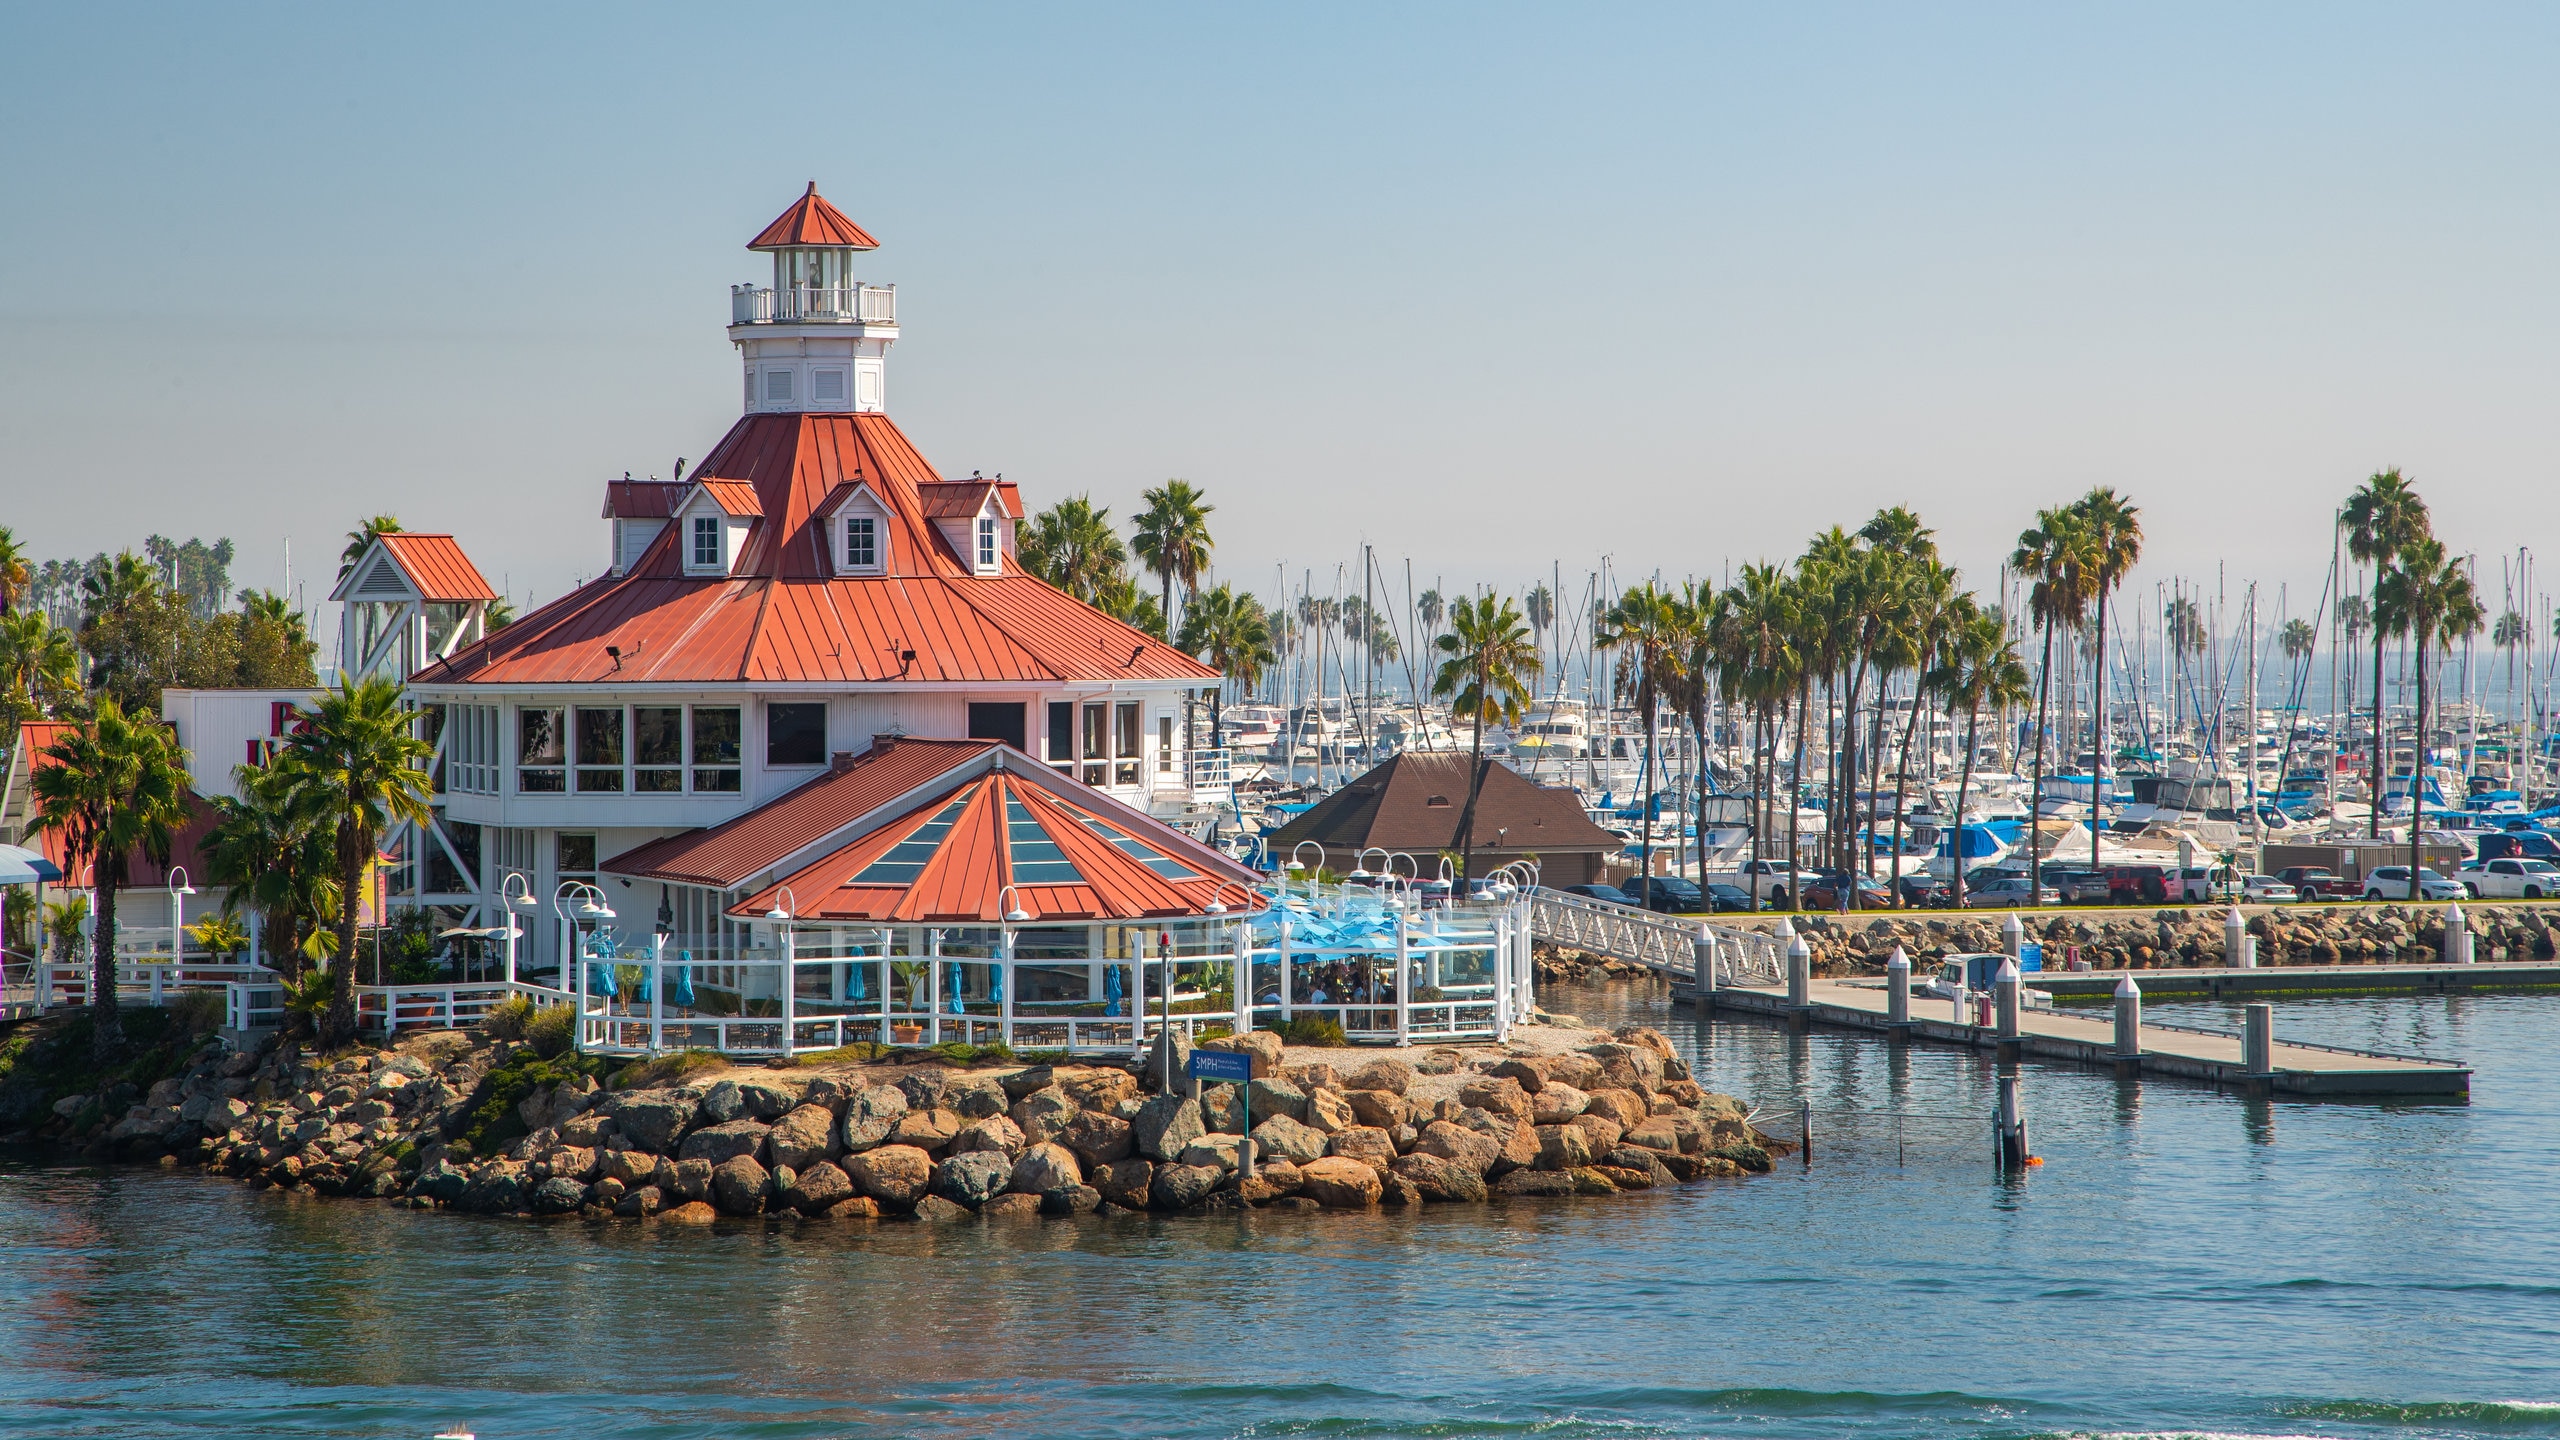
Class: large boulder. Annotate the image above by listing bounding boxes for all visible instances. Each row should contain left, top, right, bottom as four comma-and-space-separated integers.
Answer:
1340, 1058, 1412, 1095
1062, 1112, 1133, 1171
1530, 1083, 1590, 1124
669, 1157, 713, 1202
1535, 1123, 1596, 1171
1249, 1114, 1328, 1165
1389, 1151, 1487, 1203
1456, 1108, 1539, 1175
1604, 1145, 1676, 1188
944, 1075, 1010, 1120
733, 1077, 805, 1119
932, 1151, 1013, 1209
1010, 1142, 1082, 1195
710, 1154, 770, 1215
846, 1144, 934, 1205
678, 1119, 770, 1166
1581, 1088, 1651, 1129
1544, 1053, 1604, 1091
1566, 1113, 1624, 1152
1149, 1162, 1225, 1210
1095, 1157, 1155, 1210
1583, 1043, 1664, 1093
1200, 1083, 1247, 1135
1245, 1077, 1307, 1123
783, 1160, 854, 1214
1131, 1093, 1206, 1161
1297, 1156, 1384, 1208
1492, 1169, 1579, 1196
1140, 1030, 1196, 1091
1622, 1117, 1686, 1154
529, 1176, 587, 1215
950, 1116, 1027, 1156
983, 1193, 1045, 1221
1042, 1184, 1103, 1216
1009, 1086, 1080, 1145
910, 1195, 970, 1224
999, 1065, 1060, 1102
1180, 1134, 1249, 1173
1345, 1090, 1410, 1129
895, 1069, 949, 1111
605, 1089, 699, 1153
1199, 1030, 1283, 1077
1456, 1077, 1533, 1122
1415, 1120, 1501, 1176
1484, 1057, 1549, 1093
1060, 1068, 1137, 1113
766, 1104, 838, 1171
889, 1108, 963, 1151
1325, 1125, 1398, 1171
840, 1086, 909, 1152
697, 1080, 748, 1124
1304, 1087, 1355, 1134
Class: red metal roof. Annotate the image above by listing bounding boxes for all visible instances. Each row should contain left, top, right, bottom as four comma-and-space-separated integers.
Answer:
19, 722, 219, 890
694, 479, 765, 517
413, 412, 1216, 687
917, 479, 1024, 520
713, 749, 1264, 924
374, 534, 499, 603
602, 480, 685, 520
748, 182, 879, 251
603, 738, 999, 889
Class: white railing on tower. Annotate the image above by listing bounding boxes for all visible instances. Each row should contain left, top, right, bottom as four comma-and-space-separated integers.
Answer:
730, 283, 897, 325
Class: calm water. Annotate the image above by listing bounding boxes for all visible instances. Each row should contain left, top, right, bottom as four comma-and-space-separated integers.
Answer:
3, 984, 2556, 1440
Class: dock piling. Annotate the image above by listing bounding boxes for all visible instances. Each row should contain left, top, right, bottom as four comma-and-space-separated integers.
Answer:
1885, 946, 1910, 1028
1995, 1071, 2029, 1170
2444, 904, 2474, 966
2242, 1002, 2274, 1078
1693, 924, 1716, 1015
2001, 912, 2023, 959
1785, 934, 1811, 1012
1993, 958, 2022, 1048
2112, 974, 2142, 1070
2225, 907, 2255, 969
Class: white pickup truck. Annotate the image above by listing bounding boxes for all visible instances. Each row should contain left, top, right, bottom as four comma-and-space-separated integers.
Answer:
2456, 856, 2560, 900
1703, 858, 1797, 905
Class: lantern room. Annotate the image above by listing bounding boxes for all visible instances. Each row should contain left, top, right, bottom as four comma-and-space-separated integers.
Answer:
729, 182, 899, 412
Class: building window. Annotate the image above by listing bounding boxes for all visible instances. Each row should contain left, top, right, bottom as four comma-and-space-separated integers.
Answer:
691, 515, 722, 569
557, 833, 597, 885
576, 707, 625, 792
1115, 701, 1142, 786
767, 702, 825, 766
1081, 702, 1108, 786
693, 705, 742, 791
1159, 715, 1175, 774
517, 707, 564, 792
813, 368, 847, 404
845, 515, 877, 569
634, 706, 683, 792
976, 516, 998, 570
764, 369, 794, 403
1048, 701, 1074, 775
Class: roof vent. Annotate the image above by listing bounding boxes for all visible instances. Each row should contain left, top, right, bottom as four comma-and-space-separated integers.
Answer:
830, 750, 860, 772
1426, 795, 1451, 808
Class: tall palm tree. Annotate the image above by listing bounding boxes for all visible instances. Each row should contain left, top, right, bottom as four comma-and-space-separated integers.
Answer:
1416, 588, 1445, 639
0, 527, 29, 614
2374, 537, 2482, 898
2280, 618, 2317, 666
2011, 506, 2094, 902
2493, 610, 2527, 691
1523, 584, 1556, 678
1175, 583, 1275, 738
1714, 562, 1801, 908
2343, 469, 2431, 835
284, 677, 435, 1048
2074, 487, 2142, 875
1130, 480, 1214, 633
1432, 594, 1542, 887
203, 756, 341, 980
1018, 497, 1129, 605
1927, 610, 2033, 908
338, 515, 403, 581
28, 698, 191, 1062
0, 610, 80, 736
1885, 569, 1963, 905
1594, 582, 1689, 902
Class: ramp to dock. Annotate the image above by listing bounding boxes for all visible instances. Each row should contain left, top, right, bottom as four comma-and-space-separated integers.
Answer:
1528, 889, 1783, 986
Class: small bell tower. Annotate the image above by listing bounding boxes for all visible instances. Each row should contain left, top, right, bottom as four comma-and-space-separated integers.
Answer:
728, 182, 897, 415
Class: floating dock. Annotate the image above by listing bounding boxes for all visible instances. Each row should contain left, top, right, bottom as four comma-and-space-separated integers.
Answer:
2021, 960, 2560, 1002
1689, 979, 2472, 1098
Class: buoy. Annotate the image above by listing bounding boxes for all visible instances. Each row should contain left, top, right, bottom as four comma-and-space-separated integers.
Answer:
2025, 1156, 2045, 1167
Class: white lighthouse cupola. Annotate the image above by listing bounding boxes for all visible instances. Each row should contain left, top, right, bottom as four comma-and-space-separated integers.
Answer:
728, 182, 898, 415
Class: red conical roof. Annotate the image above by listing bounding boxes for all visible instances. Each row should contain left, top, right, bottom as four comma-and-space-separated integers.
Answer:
749, 181, 879, 251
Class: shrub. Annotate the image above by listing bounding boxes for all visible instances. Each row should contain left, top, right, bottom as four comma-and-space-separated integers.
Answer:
167, 989, 226, 1037
524, 1004, 576, 1059
483, 994, 535, 1040
451, 1049, 610, 1155
610, 1048, 726, 1089
1280, 1015, 1347, 1047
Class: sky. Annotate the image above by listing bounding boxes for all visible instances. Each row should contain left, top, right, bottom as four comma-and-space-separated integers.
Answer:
5, 3, 2559, 653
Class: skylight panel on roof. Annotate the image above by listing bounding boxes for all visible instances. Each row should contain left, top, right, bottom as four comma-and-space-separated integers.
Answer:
1072, 812, 1201, 881
1005, 796, 1085, 884
852, 794, 973, 885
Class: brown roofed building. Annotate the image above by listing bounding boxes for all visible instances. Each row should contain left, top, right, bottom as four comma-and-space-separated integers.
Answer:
1265, 752, 1621, 886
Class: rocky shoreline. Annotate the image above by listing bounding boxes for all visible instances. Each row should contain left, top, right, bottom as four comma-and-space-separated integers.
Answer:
8, 1019, 1791, 1223
1540, 901, 2560, 979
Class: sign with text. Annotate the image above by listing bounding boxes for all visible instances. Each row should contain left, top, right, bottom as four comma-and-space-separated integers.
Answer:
1187, 1050, 1253, 1084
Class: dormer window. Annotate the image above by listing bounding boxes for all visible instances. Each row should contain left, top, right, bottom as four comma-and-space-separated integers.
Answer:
976, 516, 998, 570
692, 516, 722, 569
847, 516, 877, 569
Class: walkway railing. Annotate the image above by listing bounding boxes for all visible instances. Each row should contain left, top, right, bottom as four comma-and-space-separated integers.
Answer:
729, 283, 896, 325
1526, 886, 1785, 987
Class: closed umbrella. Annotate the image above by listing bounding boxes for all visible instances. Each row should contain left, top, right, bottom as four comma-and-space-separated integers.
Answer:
988, 958, 1004, 1010
1104, 962, 1124, 1017
848, 948, 867, 1001
670, 951, 696, 1009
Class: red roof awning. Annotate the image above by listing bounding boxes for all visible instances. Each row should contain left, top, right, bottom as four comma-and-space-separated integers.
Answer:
749, 182, 879, 251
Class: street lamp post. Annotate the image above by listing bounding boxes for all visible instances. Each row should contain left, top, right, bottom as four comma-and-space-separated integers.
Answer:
553, 881, 615, 1053
161, 866, 196, 1004
995, 885, 1029, 1047
766, 886, 799, 1060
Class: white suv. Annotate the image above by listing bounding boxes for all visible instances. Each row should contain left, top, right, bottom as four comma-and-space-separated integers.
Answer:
2362, 865, 2466, 902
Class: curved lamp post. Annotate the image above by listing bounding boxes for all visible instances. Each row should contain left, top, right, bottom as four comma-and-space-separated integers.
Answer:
499, 871, 538, 989
554, 881, 614, 1053
765, 885, 798, 1060
161, 866, 195, 1002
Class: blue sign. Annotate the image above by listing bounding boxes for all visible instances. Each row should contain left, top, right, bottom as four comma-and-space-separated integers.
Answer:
1188, 1050, 1253, 1084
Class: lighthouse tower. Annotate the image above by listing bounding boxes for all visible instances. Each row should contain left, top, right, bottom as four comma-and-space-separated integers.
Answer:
728, 182, 898, 415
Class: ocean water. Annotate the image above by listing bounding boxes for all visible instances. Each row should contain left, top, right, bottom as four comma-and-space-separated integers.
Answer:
1, 984, 2555, 1440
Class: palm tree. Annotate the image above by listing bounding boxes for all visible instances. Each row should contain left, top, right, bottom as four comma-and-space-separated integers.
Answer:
28, 698, 191, 1061
339, 515, 403, 581
1018, 497, 1128, 605
284, 677, 435, 1048
1130, 480, 1214, 633
2493, 610, 2527, 691
2374, 537, 2483, 898
1594, 583, 1689, 902
2074, 487, 2142, 875
1885, 568, 1962, 905
1432, 594, 1542, 887
203, 756, 341, 980
1928, 610, 2032, 908
1416, 588, 1444, 639
0, 527, 29, 614
2011, 506, 2095, 901
1713, 563, 1801, 908
2343, 469, 2431, 836
1523, 583, 1556, 677
0, 610, 81, 736
2280, 618, 2317, 666
1175, 583, 1276, 737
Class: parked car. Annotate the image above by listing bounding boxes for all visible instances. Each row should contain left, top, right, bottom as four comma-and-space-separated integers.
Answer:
1897, 874, 1953, 907
1627, 875, 1708, 913
2101, 864, 2176, 904
1704, 858, 1795, 905
2457, 857, 2560, 900
1702, 882, 1757, 913
2275, 866, 2349, 901
2361, 865, 2467, 902
1558, 883, 1636, 905
1964, 876, 2061, 908
2240, 875, 2300, 904
2041, 866, 2113, 905
1804, 871, 1893, 909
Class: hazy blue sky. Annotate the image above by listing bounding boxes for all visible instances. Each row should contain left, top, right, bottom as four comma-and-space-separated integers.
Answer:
6, 4, 2558, 641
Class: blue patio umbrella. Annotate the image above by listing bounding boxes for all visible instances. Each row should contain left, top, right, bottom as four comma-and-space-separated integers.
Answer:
590, 957, 619, 999
631, 958, 652, 1004
670, 950, 696, 1008
947, 961, 966, 1014
988, 956, 1004, 1009
848, 949, 867, 1000
1104, 963, 1124, 1017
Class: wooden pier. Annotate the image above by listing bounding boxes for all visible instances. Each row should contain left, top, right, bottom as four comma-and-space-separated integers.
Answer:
1686, 978, 2472, 1098
2021, 960, 2560, 1002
